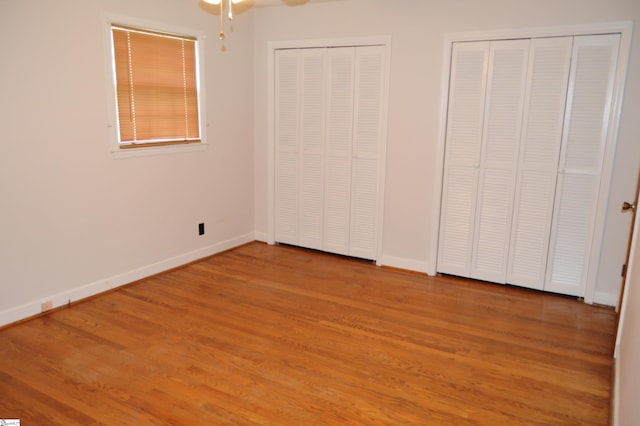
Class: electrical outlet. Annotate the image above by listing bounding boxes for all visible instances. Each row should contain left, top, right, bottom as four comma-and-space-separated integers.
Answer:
199, 223, 205, 236
41, 300, 53, 312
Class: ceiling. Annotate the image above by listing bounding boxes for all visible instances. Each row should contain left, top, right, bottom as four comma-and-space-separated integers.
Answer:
198, 0, 347, 17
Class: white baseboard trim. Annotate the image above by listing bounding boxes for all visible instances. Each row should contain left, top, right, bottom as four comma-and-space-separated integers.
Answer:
379, 255, 431, 275
254, 231, 268, 243
594, 291, 618, 307
0, 233, 255, 328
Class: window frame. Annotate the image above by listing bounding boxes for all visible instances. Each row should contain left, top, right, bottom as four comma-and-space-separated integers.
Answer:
104, 14, 207, 158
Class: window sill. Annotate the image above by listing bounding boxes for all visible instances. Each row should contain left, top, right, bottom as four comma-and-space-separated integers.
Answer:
111, 141, 208, 159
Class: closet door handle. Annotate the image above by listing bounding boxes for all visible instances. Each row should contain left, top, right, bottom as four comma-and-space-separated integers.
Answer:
622, 201, 637, 213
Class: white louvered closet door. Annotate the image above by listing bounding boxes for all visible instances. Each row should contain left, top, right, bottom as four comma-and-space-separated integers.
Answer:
545, 34, 620, 296
470, 39, 530, 283
507, 37, 573, 289
275, 48, 327, 249
349, 45, 385, 260
439, 33, 621, 296
324, 47, 355, 256
275, 45, 387, 261
437, 42, 489, 277
299, 49, 327, 251
275, 49, 300, 245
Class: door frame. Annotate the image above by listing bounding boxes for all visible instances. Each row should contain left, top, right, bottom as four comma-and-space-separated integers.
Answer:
430, 21, 633, 304
266, 36, 391, 263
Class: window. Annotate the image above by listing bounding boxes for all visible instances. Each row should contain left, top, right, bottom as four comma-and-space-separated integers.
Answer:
107, 20, 203, 152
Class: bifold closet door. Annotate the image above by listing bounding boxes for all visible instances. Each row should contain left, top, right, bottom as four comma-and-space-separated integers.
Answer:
437, 39, 530, 282
507, 37, 574, 289
275, 45, 386, 261
274, 48, 327, 250
349, 46, 385, 260
323, 46, 385, 260
470, 39, 530, 283
275, 49, 300, 246
545, 34, 620, 297
437, 41, 489, 277
324, 47, 355, 256
323, 46, 386, 259
439, 34, 620, 296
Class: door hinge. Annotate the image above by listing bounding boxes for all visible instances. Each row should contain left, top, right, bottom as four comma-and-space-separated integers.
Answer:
622, 263, 627, 277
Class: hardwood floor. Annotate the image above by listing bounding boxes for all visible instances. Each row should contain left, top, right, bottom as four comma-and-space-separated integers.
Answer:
0, 242, 616, 425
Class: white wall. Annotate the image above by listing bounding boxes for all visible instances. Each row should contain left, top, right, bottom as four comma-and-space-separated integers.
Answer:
252, 0, 640, 306
0, 0, 255, 326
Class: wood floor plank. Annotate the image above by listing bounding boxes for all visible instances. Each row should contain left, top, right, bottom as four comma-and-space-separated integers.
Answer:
0, 242, 615, 425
